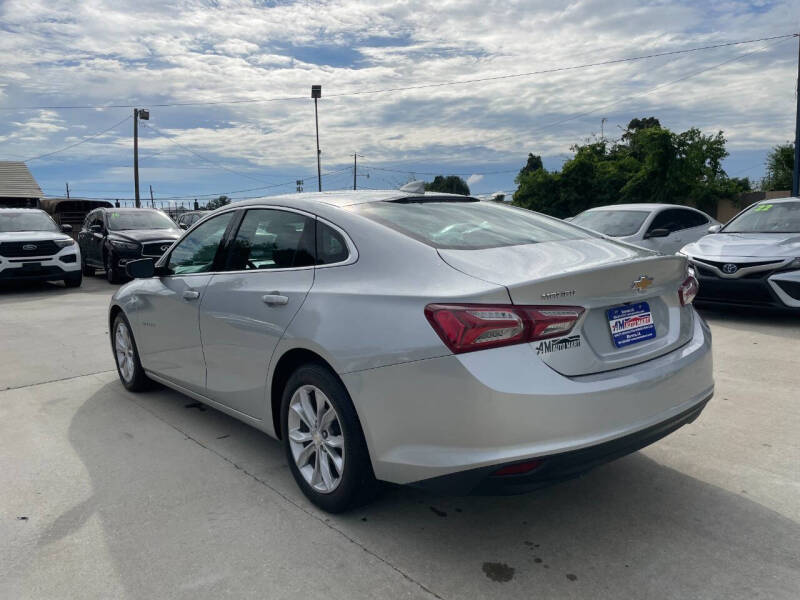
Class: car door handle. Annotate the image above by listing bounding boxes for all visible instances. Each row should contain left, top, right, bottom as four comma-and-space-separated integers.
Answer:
262, 293, 289, 306
183, 290, 200, 300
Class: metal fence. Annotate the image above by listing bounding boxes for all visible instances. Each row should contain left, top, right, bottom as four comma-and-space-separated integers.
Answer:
112, 199, 202, 220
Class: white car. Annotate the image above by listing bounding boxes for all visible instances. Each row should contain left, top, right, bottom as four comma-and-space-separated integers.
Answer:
0, 208, 82, 287
570, 204, 720, 254
680, 197, 800, 311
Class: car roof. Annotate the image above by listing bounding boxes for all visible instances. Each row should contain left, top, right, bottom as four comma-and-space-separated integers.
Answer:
234, 190, 470, 210
583, 203, 703, 212
100, 207, 163, 212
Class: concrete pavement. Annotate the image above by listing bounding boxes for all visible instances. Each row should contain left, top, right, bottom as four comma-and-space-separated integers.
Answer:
1, 277, 798, 599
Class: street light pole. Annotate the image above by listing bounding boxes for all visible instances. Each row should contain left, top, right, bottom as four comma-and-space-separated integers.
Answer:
792, 34, 799, 197
312, 85, 322, 192
133, 108, 149, 208
353, 153, 357, 190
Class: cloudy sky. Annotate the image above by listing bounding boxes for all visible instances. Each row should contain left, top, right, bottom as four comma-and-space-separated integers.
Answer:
0, 0, 798, 205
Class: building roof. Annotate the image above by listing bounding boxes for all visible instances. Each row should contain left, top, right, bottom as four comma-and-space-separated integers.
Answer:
0, 162, 43, 198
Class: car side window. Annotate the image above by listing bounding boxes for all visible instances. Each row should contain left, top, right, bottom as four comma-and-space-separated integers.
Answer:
648, 209, 696, 234
92, 212, 105, 231
316, 221, 349, 265
167, 212, 235, 275
82, 211, 95, 230
683, 210, 709, 228
227, 209, 315, 271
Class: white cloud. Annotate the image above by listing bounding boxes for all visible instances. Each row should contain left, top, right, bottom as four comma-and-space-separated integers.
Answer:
466, 173, 483, 186
0, 0, 797, 195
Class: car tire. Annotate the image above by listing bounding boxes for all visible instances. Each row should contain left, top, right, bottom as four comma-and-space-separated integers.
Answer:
111, 312, 151, 392
281, 363, 378, 513
81, 256, 94, 276
106, 251, 121, 284
64, 272, 82, 288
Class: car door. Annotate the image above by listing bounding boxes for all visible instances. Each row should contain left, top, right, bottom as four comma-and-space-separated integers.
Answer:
84, 210, 106, 266
78, 210, 95, 262
134, 210, 236, 393
199, 207, 316, 418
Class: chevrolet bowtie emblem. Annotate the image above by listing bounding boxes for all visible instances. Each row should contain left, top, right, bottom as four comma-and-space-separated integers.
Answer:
632, 275, 654, 293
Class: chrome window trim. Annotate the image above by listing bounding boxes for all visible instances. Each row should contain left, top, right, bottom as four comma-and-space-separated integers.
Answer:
156, 204, 358, 278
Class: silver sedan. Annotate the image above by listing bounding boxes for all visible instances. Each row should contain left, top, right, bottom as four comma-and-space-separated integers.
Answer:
109, 191, 714, 512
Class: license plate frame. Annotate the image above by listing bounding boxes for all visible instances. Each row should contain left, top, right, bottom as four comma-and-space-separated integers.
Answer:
21, 262, 43, 272
606, 302, 656, 348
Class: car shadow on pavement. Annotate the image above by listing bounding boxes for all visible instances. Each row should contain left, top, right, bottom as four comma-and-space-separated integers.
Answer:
697, 305, 800, 338
57, 381, 800, 599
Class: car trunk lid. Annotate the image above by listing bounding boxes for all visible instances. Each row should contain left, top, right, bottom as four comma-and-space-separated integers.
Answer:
438, 238, 694, 376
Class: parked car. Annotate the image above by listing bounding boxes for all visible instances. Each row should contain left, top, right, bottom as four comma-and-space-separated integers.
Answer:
0, 208, 82, 287
109, 191, 713, 512
175, 210, 207, 229
680, 197, 800, 311
570, 204, 720, 254
78, 207, 181, 283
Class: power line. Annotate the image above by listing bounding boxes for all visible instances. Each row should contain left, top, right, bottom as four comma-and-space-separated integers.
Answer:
140, 121, 280, 185
22, 114, 131, 162
475, 35, 793, 150
2, 33, 796, 111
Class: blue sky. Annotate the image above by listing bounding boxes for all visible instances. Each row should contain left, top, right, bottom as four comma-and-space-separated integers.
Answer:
0, 0, 798, 207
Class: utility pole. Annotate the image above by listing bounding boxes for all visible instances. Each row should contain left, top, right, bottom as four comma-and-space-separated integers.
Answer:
601, 118, 607, 140
65, 182, 70, 199
149, 185, 155, 208
793, 33, 800, 197
311, 85, 322, 192
353, 153, 357, 190
133, 108, 150, 208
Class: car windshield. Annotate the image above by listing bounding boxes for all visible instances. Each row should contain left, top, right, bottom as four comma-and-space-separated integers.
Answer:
107, 210, 176, 231
352, 198, 591, 249
723, 201, 800, 234
570, 209, 650, 237
0, 211, 59, 233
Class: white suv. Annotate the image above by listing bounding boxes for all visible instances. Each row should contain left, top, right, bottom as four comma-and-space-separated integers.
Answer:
0, 208, 82, 287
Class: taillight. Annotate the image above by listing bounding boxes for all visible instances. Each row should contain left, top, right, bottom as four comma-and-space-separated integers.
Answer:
424, 304, 584, 354
679, 275, 699, 306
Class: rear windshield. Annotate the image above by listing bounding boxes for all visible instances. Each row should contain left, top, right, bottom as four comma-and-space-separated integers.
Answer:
0, 211, 58, 233
570, 209, 649, 237
352, 198, 591, 249
107, 210, 176, 231
723, 201, 800, 234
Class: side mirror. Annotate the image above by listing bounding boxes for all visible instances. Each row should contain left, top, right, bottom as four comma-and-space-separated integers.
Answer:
61, 224, 73, 233
644, 228, 670, 239
90, 224, 103, 233
126, 258, 155, 279
707, 224, 722, 234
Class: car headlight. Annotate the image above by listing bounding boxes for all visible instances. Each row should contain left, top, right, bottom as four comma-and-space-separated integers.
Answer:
54, 238, 75, 248
787, 257, 800, 270
110, 240, 140, 251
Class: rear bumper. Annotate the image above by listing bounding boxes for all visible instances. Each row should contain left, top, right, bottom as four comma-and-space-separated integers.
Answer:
412, 395, 710, 495
343, 312, 713, 486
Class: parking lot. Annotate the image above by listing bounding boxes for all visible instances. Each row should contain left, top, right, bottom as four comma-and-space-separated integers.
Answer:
1, 276, 798, 600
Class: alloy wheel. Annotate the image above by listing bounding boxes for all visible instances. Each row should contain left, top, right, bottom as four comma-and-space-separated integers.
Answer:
287, 385, 346, 494
114, 322, 135, 383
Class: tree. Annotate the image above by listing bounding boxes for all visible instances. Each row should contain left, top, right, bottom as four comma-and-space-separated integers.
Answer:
204, 195, 231, 210
424, 175, 470, 195
513, 118, 749, 218
762, 143, 794, 191
517, 153, 543, 179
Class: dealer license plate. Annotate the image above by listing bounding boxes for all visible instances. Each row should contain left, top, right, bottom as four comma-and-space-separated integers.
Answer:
607, 302, 656, 348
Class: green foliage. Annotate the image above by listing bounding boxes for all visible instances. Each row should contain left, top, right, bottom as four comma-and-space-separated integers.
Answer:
513, 118, 750, 218
516, 153, 543, 179
204, 195, 231, 210
762, 143, 794, 191
424, 175, 470, 196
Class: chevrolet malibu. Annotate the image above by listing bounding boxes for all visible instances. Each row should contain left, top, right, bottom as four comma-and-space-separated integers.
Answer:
109, 191, 714, 512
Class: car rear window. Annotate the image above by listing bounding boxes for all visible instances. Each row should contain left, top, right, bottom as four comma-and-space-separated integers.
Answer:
352, 198, 591, 250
